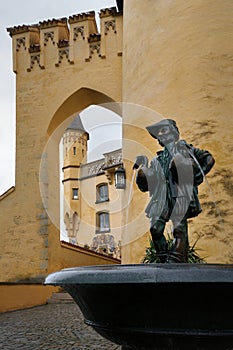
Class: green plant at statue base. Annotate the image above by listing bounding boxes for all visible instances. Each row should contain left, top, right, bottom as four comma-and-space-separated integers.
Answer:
142, 236, 206, 264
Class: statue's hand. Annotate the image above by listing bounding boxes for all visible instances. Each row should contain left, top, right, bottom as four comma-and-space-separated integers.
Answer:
136, 168, 148, 192
133, 155, 148, 169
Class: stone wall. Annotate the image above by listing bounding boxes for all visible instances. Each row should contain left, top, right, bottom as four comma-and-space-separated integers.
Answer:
121, 0, 233, 264
1, 7, 122, 290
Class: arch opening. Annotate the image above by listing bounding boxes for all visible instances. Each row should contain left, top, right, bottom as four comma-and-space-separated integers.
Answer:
40, 87, 122, 260
47, 87, 122, 138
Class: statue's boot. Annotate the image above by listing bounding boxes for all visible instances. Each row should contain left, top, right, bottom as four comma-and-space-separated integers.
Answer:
154, 236, 168, 263
167, 232, 188, 263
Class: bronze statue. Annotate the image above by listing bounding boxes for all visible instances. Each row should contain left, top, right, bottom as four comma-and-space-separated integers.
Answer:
133, 119, 215, 263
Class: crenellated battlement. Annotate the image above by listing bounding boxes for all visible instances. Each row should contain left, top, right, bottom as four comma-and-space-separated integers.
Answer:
99, 7, 119, 17
68, 11, 96, 25
7, 7, 123, 73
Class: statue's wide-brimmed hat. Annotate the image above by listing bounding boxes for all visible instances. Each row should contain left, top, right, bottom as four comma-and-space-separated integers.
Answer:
146, 119, 179, 139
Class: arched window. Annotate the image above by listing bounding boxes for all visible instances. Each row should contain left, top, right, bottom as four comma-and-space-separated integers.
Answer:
96, 211, 110, 233
73, 212, 79, 236
96, 183, 109, 203
64, 213, 70, 233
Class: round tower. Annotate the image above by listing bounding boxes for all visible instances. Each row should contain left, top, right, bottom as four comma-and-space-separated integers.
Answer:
62, 115, 89, 244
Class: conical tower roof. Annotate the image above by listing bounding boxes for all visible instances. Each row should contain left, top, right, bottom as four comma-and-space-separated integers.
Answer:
66, 115, 89, 139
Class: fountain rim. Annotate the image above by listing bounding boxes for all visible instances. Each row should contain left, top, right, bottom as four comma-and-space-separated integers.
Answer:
44, 263, 233, 285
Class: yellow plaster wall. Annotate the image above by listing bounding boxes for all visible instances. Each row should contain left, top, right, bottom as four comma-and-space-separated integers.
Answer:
0, 238, 120, 313
1, 9, 122, 290
121, 0, 233, 264
0, 285, 58, 313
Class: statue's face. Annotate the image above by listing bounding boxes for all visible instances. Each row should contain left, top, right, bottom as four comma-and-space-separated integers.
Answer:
156, 125, 176, 146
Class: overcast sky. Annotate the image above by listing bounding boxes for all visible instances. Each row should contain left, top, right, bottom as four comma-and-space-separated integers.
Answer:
0, 0, 121, 195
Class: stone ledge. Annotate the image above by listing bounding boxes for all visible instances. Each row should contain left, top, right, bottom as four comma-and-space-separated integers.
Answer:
0, 186, 15, 201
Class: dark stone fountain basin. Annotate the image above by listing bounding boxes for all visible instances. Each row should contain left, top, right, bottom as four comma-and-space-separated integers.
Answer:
44, 264, 233, 349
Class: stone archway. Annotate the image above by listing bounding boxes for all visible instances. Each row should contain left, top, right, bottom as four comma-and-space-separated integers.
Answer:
47, 87, 121, 137
38, 88, 122, 274
1, 6, 123, 286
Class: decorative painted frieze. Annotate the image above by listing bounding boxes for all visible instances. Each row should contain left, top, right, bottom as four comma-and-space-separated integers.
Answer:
87, 33, 101, 59
27, 54, 41, 72
73, 26, 85, 40
16, 37, 26, 51
7, 7, 123, 71
104, 20, 116, 35
88, 161, 105, 175
55, 48, 70, 66
90, 43, 101, 56
59, 48, 69, 60
104, 149, 122, 168
81, 150, 122, 178
44, 31, 55, 45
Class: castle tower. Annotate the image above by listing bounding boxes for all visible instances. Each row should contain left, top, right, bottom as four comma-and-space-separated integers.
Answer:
62, 115, 89, 244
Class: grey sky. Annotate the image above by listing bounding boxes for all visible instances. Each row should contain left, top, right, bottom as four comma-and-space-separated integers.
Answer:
0, 0, 121, 195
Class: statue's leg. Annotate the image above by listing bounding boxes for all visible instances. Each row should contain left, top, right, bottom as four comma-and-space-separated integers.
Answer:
168, 219, 188, 263
150, 219, 168, 263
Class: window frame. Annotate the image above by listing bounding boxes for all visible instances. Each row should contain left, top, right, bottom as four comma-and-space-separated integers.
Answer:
72, 188, 79, 200
96, 183, 109, 203
96, 211, 110, 233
